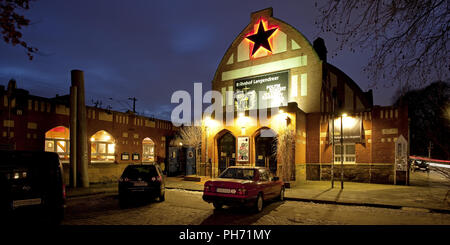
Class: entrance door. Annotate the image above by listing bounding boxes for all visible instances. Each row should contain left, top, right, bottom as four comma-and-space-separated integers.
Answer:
255, 130, 277, 174
218, 132, 236, 175
186, 147, 196, 176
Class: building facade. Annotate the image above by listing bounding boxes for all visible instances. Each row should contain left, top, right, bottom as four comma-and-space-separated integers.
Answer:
0, 79, 177, 184
201, 8, 409, 184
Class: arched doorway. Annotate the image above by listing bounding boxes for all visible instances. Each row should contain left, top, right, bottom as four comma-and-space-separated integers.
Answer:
90, 130, 115, 162
142, 137, 155, 162
217, 131, 236, 175
45, 126, 70, 162
255, 128, 277, 174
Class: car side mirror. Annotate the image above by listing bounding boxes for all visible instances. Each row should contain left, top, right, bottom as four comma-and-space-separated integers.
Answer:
272, 177, 279, 181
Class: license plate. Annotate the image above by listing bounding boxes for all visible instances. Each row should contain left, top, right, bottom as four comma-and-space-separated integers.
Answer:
133, 181, 148, 187
216, 188, 231, 194
13, 198, 42, 209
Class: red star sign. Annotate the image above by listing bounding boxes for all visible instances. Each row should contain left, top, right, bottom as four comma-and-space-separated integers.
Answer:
246, 20, 278, 56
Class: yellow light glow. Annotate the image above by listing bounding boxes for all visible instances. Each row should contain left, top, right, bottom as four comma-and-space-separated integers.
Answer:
342, 113, 348, 118
204, 116, 212, 126
203, 116, 219, 134
236, 115, 250, 127
334, 116, 357, 129
279, 109, 284, 114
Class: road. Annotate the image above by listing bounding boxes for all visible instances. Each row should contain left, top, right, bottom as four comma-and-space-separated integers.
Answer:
62, 189, 450, 225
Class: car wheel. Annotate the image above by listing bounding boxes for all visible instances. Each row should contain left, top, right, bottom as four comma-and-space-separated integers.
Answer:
213, 202, 223, 209
278, 187, 285, 201
119, 195, 128, 208
254, 194, 264, 213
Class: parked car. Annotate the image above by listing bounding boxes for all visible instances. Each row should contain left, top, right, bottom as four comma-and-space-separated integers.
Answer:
413, 160, 429, 172
0, 150, 66, 225
118, 163, 165, 208
202, 166, 284, 212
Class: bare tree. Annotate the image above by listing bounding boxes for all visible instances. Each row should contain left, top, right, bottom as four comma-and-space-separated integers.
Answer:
275, 128, 296, 183
179, 125, 203, 175
316, 0, 449, 88
1, 0, 37, 60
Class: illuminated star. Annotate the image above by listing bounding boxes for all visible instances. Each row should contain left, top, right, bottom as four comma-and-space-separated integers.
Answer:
246, 20, 278, 56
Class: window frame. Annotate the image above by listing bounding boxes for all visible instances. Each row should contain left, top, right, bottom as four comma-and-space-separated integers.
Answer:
334, 143, 356, 164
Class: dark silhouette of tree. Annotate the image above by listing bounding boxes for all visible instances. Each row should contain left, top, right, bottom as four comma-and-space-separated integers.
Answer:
316, 0, 448, 88
395, 81, 450, 160
1, 0, 37, 60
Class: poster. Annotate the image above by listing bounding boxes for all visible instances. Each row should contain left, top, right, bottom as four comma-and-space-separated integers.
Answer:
235, 71, 289, 110
237, 137, 249, 162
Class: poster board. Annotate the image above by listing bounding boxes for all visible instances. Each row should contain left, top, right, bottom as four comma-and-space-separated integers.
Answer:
237, 137, 249, 162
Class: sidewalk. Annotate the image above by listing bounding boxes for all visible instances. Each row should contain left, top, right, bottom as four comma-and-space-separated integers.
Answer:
66, 176, 450, 213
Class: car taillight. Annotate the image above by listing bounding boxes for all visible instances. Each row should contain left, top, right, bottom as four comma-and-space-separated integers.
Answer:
62, 184, 66, 199
236, 188, 247, 196
151, 176, 162, 182
204, 185, 215, 192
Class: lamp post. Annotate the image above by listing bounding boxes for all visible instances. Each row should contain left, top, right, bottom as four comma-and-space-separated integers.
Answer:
331, 100, 335, 189
204, 116, 211, 178
341, 113, 347, 189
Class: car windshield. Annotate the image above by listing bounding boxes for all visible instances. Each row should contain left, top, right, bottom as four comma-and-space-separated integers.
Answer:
219, 168, 255, 180
122, 165, 157, 179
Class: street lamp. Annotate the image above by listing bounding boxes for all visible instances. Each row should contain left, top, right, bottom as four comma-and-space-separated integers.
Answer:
340, 113, 347, 189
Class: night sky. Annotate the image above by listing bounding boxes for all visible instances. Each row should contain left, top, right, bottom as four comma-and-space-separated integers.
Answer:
0, 0, 396, 120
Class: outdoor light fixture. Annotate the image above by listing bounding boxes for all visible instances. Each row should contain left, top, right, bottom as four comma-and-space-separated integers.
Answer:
204, 116, 212, 127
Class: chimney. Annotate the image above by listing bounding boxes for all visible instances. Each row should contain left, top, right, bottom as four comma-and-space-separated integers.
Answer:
7, 79, 17, 94
250, 7, 273, 21
313, 37, 327, 63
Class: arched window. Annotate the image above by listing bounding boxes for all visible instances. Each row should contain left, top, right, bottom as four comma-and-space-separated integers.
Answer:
90, 130, 115, 162
142, 137, 155, 162
45, 126, 70, 162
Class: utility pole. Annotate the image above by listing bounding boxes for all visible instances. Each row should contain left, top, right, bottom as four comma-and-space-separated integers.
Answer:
428, 141, 433, 158
340, 114, 344, 189
128, 97, 137, 113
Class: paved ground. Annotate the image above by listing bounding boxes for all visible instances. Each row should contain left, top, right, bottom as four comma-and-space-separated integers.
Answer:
62, 189, 450, 225
67, 169, 450, 213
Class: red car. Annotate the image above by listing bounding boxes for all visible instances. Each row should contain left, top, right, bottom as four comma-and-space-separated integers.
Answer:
202, 166, 285, 212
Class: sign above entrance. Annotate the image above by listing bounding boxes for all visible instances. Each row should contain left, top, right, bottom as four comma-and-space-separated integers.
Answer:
235, 71, 289, 111
246, 19, 278, 57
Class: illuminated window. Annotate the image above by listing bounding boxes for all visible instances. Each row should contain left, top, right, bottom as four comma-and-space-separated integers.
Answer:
90, 130, 115, 162
45, 126, 70, 162
142, 137, 155, 162
334, 144, 356, 164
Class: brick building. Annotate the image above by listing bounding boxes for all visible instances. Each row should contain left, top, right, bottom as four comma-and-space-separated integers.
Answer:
200, 8, 409, 184
0, 79, 177, 184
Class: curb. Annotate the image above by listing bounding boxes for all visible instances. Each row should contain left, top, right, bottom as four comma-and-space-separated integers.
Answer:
67, 190, 118, 199
283, 197, 450, 214
66, 186, 450, 214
